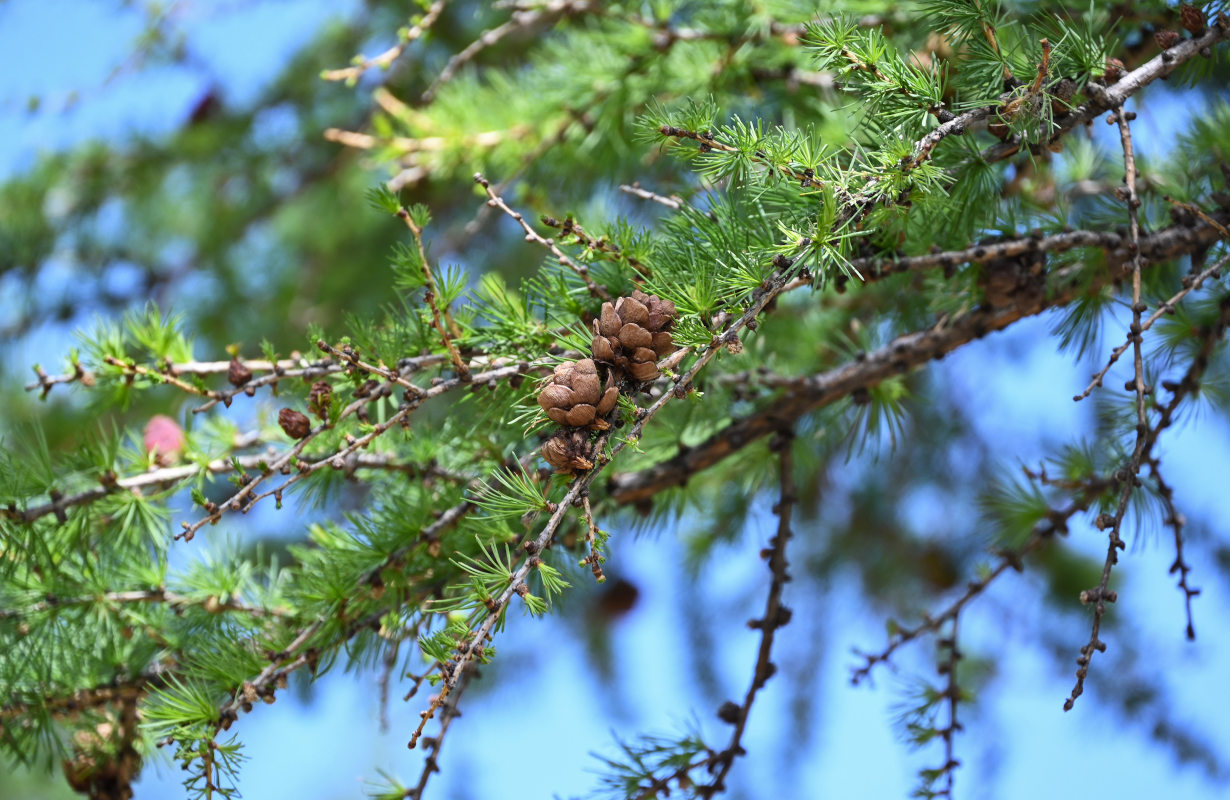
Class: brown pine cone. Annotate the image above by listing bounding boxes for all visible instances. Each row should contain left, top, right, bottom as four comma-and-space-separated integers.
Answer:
591, 290, 677, 382
1102, 58, 1125, 84
278, 408, 312, 439
541, 430, 595, 474
1180, 4, 1206, 35
1154, 29, 1182, 50
227, 357, 252, 386
537, 358, 619, 429
308, 380, 333, 420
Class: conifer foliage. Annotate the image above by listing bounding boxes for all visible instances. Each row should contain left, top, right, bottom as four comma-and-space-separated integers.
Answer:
3, 2, 1230, 799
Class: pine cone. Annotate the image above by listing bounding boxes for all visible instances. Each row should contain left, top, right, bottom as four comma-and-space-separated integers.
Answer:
981, 252, 1045, 309
278, 408, 311, 439
227, 357, 252, 386
541, 430, 595, 474
537, 358, 619, 429
1180, 4, 1206, 35
308, 380, 333, 421
1102, 58, 1125, 84
592, 290, 677, 382
1154, 29, 1182, 50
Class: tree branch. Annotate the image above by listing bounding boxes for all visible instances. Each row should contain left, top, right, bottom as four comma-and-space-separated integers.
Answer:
0, 588, 290, 621
851, 212, 1229, 287
982, 19, 1230, 164
0, 667, 172, 722
608, 220, 1227, 507
6, 448, 466, 527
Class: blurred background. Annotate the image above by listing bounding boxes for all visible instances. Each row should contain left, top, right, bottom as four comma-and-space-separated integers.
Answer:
1, 1, 1227, 798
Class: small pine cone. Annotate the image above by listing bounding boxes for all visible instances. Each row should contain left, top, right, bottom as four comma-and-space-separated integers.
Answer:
227, 357, 252, 386
981, 253, 1046, 309
537, 358, 619, 429
1179, 4, 1205, 35
541, 430, 595, 474
1154, 29, 1182, 50
592, 290, 677, 382
308, 380, 333, 421
1048, 77, 1077, 115
1103, 58, 1124, 83
717, 701, 741, 725
278, 408, 311, 439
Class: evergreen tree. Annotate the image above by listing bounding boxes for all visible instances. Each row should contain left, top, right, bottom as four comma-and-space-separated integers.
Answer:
3, 2, 1229, 798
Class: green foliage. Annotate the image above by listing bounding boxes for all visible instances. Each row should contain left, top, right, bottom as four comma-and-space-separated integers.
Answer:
805, 18, 947, 129
587, 729, 710, 800
3, 1, 1230, 798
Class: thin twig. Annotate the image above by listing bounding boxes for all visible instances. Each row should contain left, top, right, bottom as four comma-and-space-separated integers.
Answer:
982, 22, 1230, 165
320, 1, 447, 84
5, 449, 465, 526
1066, 104, 1149, 711
24, 353, 362, 409
102, 356, 226, 401
1165, 196, 1230, 239
1075, 250, 1230, 400
395, 208, 470, 380
177, 360, 532, 540
540, 213, 650, 278
1147, 456, 1199, 640
581, 495, 606, 583
475, 174, 612, 301
406, 662, 474, 800
422, 0, 597, 103
933, 619, 963, 799
1066, 293, 1230, 708
701, 430, 796, 796
657, 124, 820, 188
850, 493, 1097, 684
619, 182, 683, 210
316, 341, 429, 397
25, 361, 91, 396
854, 213, 1228, 285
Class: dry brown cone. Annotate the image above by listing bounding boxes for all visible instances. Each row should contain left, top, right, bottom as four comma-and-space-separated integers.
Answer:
278, 408, 312, 439
227, 357, 252, 386
1180, 4, 1206, 35
1103, 58, 1125, 84
308, 380, 333, 421
537, 358, 619, 430
541, 429, 596, 474
592, 290, 677, 382
1154, 29, 1182, 50
61, 705, 141, 800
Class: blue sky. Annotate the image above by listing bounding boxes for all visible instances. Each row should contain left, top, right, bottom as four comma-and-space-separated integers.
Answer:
2, 2, 1227, 799
0, 0, 356, 178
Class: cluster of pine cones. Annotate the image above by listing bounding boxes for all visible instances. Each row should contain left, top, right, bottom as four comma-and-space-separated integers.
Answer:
538, 290, 677, 473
